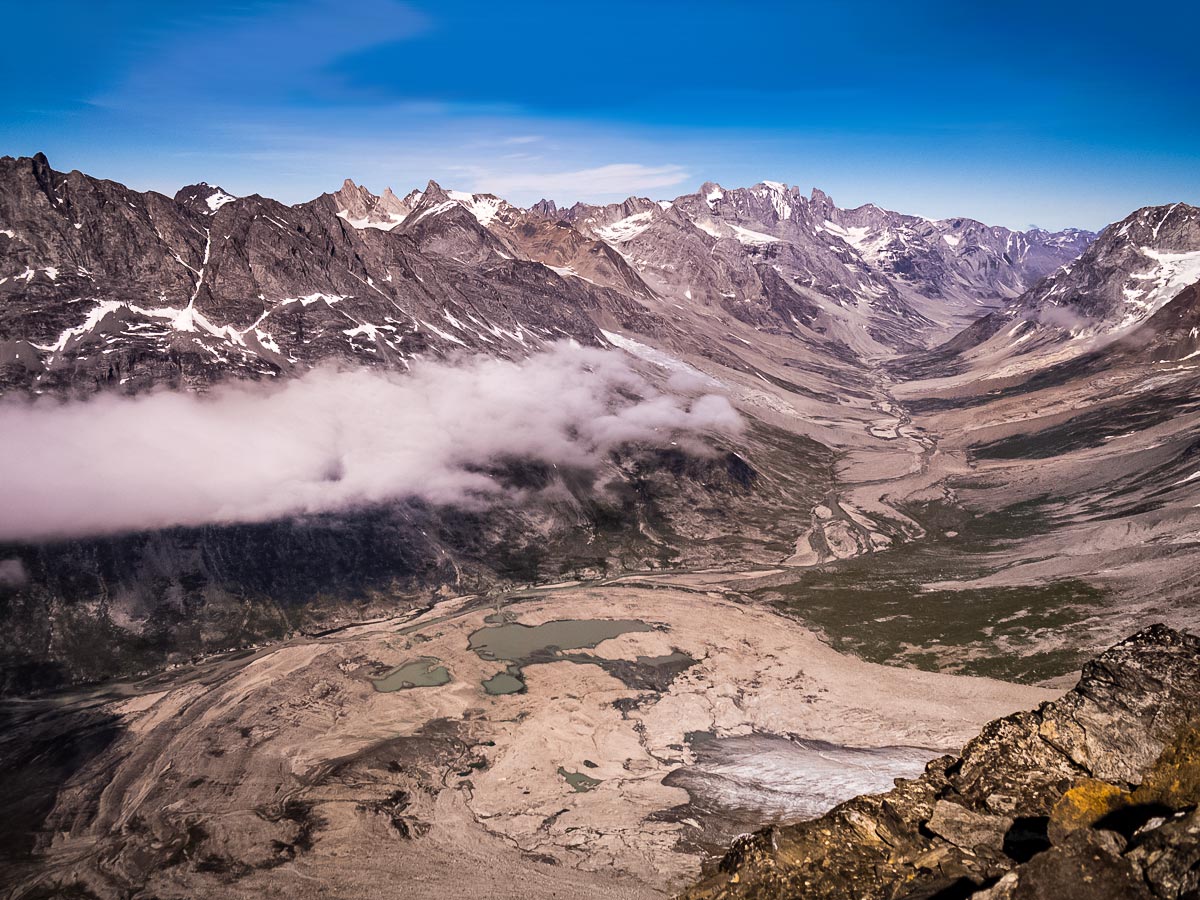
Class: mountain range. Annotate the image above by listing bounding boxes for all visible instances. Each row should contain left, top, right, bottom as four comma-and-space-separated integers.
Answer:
0, 152, 1096, 396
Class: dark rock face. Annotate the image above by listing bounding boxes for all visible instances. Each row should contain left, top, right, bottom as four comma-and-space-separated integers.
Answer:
682, 625, 1200, 900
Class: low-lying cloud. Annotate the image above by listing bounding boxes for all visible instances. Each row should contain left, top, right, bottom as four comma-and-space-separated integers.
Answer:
0, 344, 741, 542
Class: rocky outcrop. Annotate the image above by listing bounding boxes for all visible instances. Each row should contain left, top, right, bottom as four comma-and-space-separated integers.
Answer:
681, 625, 1200, 900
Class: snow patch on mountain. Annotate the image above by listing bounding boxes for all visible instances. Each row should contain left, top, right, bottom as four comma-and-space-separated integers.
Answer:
447, 191, 504, 227
1120, 248, 1200, 328
280, 293, 347, 306
337, 210, 405, 230
729, 224, 781, 246
754, 184, 793, 220
600, 329, 720, 386
206, 190, 236, 212
822, 221, 871, 250
595, 210, 656, 243
411, 200, 457, 224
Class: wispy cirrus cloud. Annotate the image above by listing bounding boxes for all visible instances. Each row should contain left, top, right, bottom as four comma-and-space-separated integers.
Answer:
466, 163, 690, 203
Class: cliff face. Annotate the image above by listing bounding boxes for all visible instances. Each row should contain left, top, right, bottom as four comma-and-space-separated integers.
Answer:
682, 624, 1200, 900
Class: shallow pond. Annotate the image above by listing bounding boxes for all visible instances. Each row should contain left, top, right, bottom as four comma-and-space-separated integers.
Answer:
469, 618, 653, 661
558, 766, 602, 792
469, 618, 655, 694
481, 671, 526, 695
372, 657, 452, 692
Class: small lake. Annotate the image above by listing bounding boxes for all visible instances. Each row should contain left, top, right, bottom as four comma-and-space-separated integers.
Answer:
372, 657, 452, 692
468, 618, 655, 694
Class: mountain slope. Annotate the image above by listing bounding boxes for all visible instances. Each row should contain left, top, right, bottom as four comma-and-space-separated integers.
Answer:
4, 153, 1157, 701
0, 155, 671, 396
895, 202, 1200, 386
542, 181, 1093, 354
0, 154, 1101, 401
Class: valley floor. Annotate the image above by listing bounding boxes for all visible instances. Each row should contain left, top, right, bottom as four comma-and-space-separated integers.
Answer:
1, 578, 1056, 899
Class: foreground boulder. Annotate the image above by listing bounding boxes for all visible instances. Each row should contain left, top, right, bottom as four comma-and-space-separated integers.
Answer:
681, 624, 1200, 900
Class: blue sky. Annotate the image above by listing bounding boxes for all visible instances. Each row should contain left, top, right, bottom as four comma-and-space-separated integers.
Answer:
2, 0, 1197, 229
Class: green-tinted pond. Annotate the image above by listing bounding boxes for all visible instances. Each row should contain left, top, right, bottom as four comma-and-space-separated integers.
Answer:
372, 657, 452, 692
481, 671, 526, 695
469, 618, 654, 661
469, 618, 655, 694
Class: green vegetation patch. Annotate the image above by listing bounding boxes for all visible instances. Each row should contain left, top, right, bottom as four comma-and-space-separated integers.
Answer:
756, 497, 1107, 683
764, 576, 1100, 683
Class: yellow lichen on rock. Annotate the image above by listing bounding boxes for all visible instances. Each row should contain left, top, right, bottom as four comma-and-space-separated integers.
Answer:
1047, 778, 1131, 844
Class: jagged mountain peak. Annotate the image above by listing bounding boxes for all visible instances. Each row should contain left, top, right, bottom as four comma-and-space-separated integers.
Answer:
0, 154, 1108, 398
1104, 201, 1200, 250
808, 187, 836, 219
696, 181, 725, 207
330, 177, 375, 207
1032, 201, 1200, 322
325, 178, 424, 231
422, 179, 450, 202
753, 179, 794, 193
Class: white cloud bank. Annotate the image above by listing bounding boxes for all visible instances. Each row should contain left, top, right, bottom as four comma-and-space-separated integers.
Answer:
0, 344, 740, 542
